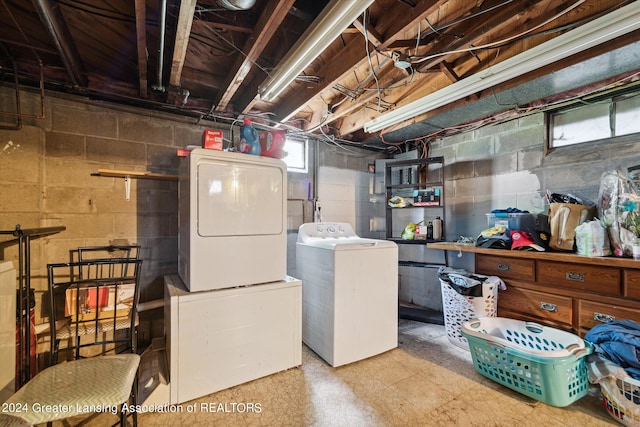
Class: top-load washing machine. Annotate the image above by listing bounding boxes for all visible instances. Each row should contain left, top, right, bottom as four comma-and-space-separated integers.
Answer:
296, 222, 398, 367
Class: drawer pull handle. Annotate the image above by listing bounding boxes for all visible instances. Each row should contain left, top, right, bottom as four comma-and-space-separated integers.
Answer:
565, 271, 584, 282
497, 263, 510, 271
540, 302, 557, 312
594, 312, 615, 323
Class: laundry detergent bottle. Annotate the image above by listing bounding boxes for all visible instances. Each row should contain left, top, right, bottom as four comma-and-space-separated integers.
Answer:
239, 119, 261, 156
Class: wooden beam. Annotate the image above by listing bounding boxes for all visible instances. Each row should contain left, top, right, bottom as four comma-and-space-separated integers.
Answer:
269, 0, 445, 123
352, 17, 382, 47
438, 61, 459, 83
95, 169, 178, 181
214, 0, 296, 112
169, 0, 197, 88
338, 0, 555, 135
415, 0, 553, 73
180, 66, 225, 90
439, 61, 479, 100
134, 0, 148, 98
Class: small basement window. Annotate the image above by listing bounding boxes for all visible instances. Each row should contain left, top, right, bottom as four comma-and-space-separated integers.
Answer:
548, 90, 640, 149
283, 138, 308, 173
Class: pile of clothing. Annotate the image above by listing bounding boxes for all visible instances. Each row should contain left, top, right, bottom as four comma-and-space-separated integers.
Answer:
587, 320, 640, 378
586, 319, 640, 381
476, 208, 551, 251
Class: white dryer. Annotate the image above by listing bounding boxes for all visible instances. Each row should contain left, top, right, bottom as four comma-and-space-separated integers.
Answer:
296, 222, 398, 367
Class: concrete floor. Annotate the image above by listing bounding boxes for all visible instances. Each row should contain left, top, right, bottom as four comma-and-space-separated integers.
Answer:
62, 320, 617, 426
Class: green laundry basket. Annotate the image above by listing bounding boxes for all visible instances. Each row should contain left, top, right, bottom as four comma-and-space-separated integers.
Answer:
461, 317, 592, 407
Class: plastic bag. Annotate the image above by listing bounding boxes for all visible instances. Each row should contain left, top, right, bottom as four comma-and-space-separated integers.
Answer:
437, 267, 506, 297
575, 219, 611, 257
547, 192, 591, 205
548, 202, 595, 251
388, 196, 410, 208
401, 220, 422, 240
597, 170, 640, 257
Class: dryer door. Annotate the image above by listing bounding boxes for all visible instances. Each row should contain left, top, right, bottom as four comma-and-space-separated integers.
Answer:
196, 155, 285, 237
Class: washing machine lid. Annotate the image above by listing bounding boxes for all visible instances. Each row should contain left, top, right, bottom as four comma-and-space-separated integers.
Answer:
297, 222, 396, 250
305, 237, 397, 251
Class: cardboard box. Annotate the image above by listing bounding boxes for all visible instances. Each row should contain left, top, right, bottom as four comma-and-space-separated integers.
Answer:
413, 187, 441, 206
202, 129, 223, 150
415, 225, 428, 240
138, 337, 169, 405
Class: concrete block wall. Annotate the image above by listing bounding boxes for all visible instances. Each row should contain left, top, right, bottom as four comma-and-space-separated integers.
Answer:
12, 88, 636, 333
316, 166, 385, 239
0, 88, 233, 345
286, 143, 385, 279
0, 88, 385, 349
316, 144, 386, 239
400, 112, 640, 312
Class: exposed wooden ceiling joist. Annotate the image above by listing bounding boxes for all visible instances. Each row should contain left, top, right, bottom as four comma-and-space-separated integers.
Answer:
213, 0, 297, 113
271, 0, 445, 125
1, 0, 637, 150
169, 0, 197, 89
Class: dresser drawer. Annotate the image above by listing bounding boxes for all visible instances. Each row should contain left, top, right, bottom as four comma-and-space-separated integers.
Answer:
476, 254, 535, 281
498, 287, 572, 326
625, 269, 640, 300
537, 260, 621, 296
577, 300, 640, 330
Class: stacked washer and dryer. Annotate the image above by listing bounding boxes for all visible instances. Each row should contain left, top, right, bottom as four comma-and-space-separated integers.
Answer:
296, 222, 398, 367
163, 148, 302, 405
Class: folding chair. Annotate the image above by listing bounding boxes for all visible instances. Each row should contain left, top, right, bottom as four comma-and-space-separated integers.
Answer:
3, 353, 140, 426
47, 258, 142, 363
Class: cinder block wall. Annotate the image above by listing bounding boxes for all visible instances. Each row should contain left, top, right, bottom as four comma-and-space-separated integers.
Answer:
285, 142, 386, 279
400, 113, 640, 311
0, 88, 229, 345
0, 88, 384, 349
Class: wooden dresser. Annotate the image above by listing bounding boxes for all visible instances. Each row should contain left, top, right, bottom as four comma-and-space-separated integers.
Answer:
428, 242, 640, 336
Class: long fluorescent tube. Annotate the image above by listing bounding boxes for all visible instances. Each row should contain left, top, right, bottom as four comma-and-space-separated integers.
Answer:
258, 0, 374, 102
364, 2, 640, 133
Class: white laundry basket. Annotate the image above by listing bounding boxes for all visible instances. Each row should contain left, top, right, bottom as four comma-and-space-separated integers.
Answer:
440, 276, 499, 349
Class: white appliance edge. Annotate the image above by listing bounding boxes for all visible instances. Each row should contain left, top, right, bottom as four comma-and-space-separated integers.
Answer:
165, 275, 302, 404
178, 149, 287, 292
296, 222, 398, 367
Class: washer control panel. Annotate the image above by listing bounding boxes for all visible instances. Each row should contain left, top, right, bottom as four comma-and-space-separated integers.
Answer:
297, 222, 357, 242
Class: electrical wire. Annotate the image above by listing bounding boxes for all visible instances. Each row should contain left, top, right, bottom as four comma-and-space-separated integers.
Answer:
188, 33, 234, 55
363, 9, 383, 112
330, 1, 530, 120
415, 21, 421, 56
296, 75, 322, 83
468, 0, 635, 53
56, 0, 136, 22
421, 0, 515, 37
411, 0, 585, 64
210, 29, 271, 76
361, 66, 416, 92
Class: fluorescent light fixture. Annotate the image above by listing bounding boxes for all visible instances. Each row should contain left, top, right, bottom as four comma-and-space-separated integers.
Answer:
258, 0, 374, 102
364, 2, 640, 133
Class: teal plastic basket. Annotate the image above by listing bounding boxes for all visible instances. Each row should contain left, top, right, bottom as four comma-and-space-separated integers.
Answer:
461, 317, 592, 407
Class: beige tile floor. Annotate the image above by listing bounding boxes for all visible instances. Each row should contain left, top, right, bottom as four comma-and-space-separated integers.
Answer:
60, 320, 618, 426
